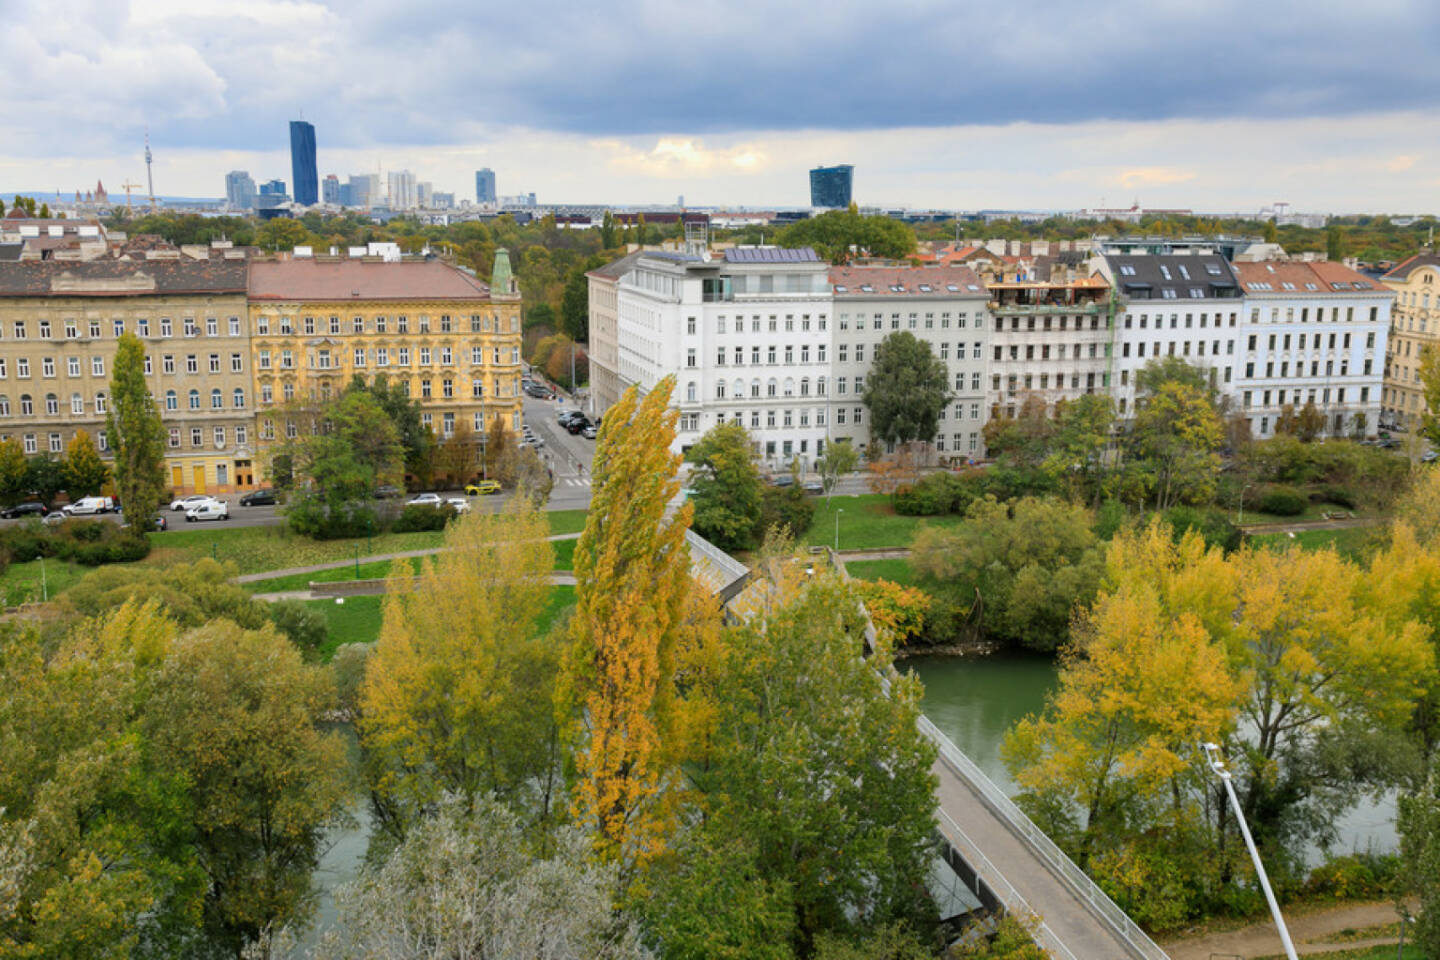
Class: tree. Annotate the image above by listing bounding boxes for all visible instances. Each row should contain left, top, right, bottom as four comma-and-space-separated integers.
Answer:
863, 332, 950, 445
1263, 219, 1279, 244
1134, 355, 1213, 398
313, 795, 646, 960
852, 578, 928, 646
910, 496, 1104, 652
107, 332, 167, 527
776, 209, 916, 263
685, 421, 764, 551
433, 419, 479, 486
1326, 223, 1347, 262
599, 210, 619, 249
62, 429, 109, 498
24, 455, 66, 509
347, 374, 431, 480
816, 438, 858, 502
566, 378, 693, 865
1041, 394, 1113, 505
1418, 343, 1440, 450
560, 263, 591, 342
282, 389, 403, 532
360, 501, 560, 835
1398, 768, 1440, 957
1128, 381, 1222, 510
676, 573, 939, 955
0, 438, 27, 506
981, 394, 1054, 468
255, 217, 310, 251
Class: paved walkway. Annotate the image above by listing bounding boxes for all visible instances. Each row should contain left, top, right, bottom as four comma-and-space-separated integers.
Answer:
1240, 516, 1382, 535
252, 570, 578, 602
233, 531, 581, 584
1161, 899, 1410, 960
838, 547, 911, 561
931, 754, 1147, 958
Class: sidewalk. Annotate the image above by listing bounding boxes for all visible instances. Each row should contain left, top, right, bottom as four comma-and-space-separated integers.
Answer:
252, 570, 578, 602
233, 531, 581, 584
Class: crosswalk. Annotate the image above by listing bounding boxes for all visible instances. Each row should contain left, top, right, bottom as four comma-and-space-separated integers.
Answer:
556, 477, 592, 488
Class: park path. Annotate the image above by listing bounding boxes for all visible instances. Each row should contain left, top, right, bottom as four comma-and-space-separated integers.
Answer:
1160, 899, 1411, 960
232, 531, 581, 585
251, 570, 577, 602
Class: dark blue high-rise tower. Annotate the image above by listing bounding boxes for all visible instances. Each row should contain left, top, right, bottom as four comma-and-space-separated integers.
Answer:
289, 120, 318, 206
809, 164, 853, 208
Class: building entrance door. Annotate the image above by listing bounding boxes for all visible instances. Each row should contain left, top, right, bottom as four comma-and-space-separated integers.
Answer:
171, 466, 184, 491
192, 466, 206, 495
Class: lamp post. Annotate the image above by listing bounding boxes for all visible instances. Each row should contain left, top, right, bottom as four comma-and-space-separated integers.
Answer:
834, 507, 844, 552
1236, 481, 1254, 526
1203, 743, 1298, 960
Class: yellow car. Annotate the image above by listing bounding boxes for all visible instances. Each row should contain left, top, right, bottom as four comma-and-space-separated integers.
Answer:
465, 480, 501, 495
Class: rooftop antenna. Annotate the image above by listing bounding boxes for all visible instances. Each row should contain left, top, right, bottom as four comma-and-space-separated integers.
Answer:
144, 128, 155, 211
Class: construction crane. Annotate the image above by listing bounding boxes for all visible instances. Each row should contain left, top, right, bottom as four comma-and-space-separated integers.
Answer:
119, 180, 144, 213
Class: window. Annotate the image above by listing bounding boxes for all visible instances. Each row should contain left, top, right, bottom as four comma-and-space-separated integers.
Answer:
186, 355, 198, 374
190, 428, 203, 447
70, 393, 83, 414
0, 396, 8, 416
188, 389, 200, 410
214, 427, 226, 449
94, 392, 106, 414
209, 353, 220, 374
419, 347, 431, 366
229, 317, 241, 336
398, 347, 410, 366
303, 316, 315, 335
210, 388, 223, 410
113, 320, 124, 337
163, 318, 177, 337
22, 434, 35, 453
686, 348, 696, 368
48, 433, 61, 453
12, 322, 23, 339
66, 357, 80, 377
421, 379, 432, 398
41, 358, 54, 378
44, 394, 57, 415
19, 395, 31, 416
443, 378, 454, 398
38, 320, 51, 339
91, 357, 104, 377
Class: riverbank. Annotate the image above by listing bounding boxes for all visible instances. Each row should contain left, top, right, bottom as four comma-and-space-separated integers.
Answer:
1160, 899, 1415, 960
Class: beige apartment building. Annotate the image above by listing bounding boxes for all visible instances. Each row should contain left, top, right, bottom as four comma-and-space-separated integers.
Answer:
247, 254, 523, 469
0, 259, 260, 496
585, 250, 644, 415
1381, 251, 1440, 435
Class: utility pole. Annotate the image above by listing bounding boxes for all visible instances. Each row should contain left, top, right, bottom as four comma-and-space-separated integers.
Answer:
1203, 743, 1298, 960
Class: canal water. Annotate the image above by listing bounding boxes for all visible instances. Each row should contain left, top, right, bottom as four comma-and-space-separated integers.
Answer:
905, 653, 1398, 863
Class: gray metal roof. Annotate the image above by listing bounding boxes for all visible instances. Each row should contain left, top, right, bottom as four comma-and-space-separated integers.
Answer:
723, 246, 821, 264
1104, 253, 1240, 301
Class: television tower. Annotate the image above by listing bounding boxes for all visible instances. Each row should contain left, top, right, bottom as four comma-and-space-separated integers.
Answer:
144, 128, 155, 211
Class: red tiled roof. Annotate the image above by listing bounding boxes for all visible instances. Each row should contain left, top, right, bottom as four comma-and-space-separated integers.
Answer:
1383, 252, 1440, 281
248, 259, 491, 301
1233, 260, 1387, 294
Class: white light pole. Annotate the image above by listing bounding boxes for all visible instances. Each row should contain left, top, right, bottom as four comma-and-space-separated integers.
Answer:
1203, 743, 1298, 960
834, 508, 844, 552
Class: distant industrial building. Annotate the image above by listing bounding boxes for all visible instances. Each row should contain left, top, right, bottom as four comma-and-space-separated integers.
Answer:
289, 120, 318, 206
810, 164, 854, 208
224, 171, 256, 211
475, 168, 496, 204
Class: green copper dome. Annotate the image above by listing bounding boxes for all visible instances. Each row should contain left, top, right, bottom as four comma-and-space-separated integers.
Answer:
491, 247, 517, 294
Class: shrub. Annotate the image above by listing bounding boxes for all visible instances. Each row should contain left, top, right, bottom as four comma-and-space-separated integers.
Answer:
0, 520, 150, 566
759, 485, 815, 541
1303, 852, 1401, 902
1092, 499, 1129, 540
287, 498, 382, 540
268, 599, 329, 658
392, 503, 456, 533
1163, 506, 1242, 553
1257, 486, 1308, 517
1320, 486, 1357, 509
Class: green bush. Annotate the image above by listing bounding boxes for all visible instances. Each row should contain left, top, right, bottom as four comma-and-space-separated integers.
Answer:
267, 599, 329, 658
392, 503, 456, 533
0, 520, 150, 566
1163, 506, 1242, 553
1257, 486, 1308, 516
1303, 852, 1401, 901
287, 498, 382, 540
760, 485, 815, 541
1321, 486, 1357, 509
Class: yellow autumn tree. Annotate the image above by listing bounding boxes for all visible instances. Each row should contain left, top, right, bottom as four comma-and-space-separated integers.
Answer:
360, 497, 558, 833
565, 377, 693, 864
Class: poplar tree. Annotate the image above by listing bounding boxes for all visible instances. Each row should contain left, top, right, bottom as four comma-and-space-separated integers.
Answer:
567, 377, 692, 864
106, 332, 166, 527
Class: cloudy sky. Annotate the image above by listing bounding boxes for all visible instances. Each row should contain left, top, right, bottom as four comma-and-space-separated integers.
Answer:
3, 0, 1438, 213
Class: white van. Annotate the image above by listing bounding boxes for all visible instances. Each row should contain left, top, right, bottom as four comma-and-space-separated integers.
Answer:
185, 500, 230, 522
65, 496, 113, 515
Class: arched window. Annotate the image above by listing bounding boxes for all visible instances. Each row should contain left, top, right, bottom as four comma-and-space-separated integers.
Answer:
19, 395, 32, 416
783, 378, 795, 397
686, 381, 697, 403
233, 388, 245, 408
733, 378, 744, 399
211, 388, 223, 409
189, 389, 200, 410
44, 394, 57, 416
70, 392, 83, 415
0, 396, 10, 417
94, 392, 107, 414
165, 390, 177, 411
817, 376, 827, 396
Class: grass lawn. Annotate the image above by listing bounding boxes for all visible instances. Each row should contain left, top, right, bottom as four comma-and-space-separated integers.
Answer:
244, 538, 576, 593
804, 495, 964, 551
843, 557, 917, 585
1248, 525, 1379, 560
150, 509, 589, 577
0, 558, 90, 605
309, 584, 577, 661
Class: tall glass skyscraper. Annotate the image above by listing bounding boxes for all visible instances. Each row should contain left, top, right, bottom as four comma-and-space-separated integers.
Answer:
475, 168, 496, 204
809, 164, 854, 208
289, 120, 318, 206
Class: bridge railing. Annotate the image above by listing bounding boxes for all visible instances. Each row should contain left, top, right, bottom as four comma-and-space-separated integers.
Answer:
918, 715, 1171, 960
934, 807, 1079, 960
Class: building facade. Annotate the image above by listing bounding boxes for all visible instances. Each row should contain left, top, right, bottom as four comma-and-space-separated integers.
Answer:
829, 265, 992, 459
476, 168, 496, 205
321, 174, 341, 205
225, 171, 257, 212
0, 260, 259, 496
1232, 261, 1390, 439
616, 246, 834, 468
586, 251, 645, 415
1381, 252, 1440, 435
247, 256, 523, 472
289, 120, 318, 206
809, 165, 854, 209
387, 170, 416, 210
986, 269, 1113, 418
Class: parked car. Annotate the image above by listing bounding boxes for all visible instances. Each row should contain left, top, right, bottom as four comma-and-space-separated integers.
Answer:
803, 479, 824, 494
170, 494, 216, 512
446, 497, 472, 514
556, 409, 579, 423
1422, 451, 1439, 464
66, 496, 113, 515
407, 493, 443, 508
185, 500, 229, 522
122, 514, 168, 532
1, 501, 46, 519
239, 488, 277, 506
566, 417, 590, 435
42, 510, 68, 526
373, 484, 402, 499
582, 424, 598, 439
768, 475, 796, 487
465, 480, 501, 495
526, 383, 551, 399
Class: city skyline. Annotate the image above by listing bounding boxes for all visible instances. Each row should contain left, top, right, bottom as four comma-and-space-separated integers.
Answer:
2, 1, 1438, 212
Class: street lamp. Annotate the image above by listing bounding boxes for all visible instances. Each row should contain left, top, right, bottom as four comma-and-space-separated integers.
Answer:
1202, 743, 1298, 960
834, 507, 844, 552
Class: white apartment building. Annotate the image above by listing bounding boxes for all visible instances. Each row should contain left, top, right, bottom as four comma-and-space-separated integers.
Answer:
829, 264, 991, 459
614, 245, 833, 468
1101, 253, 1244, 418
1232, 261, 1390, 438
